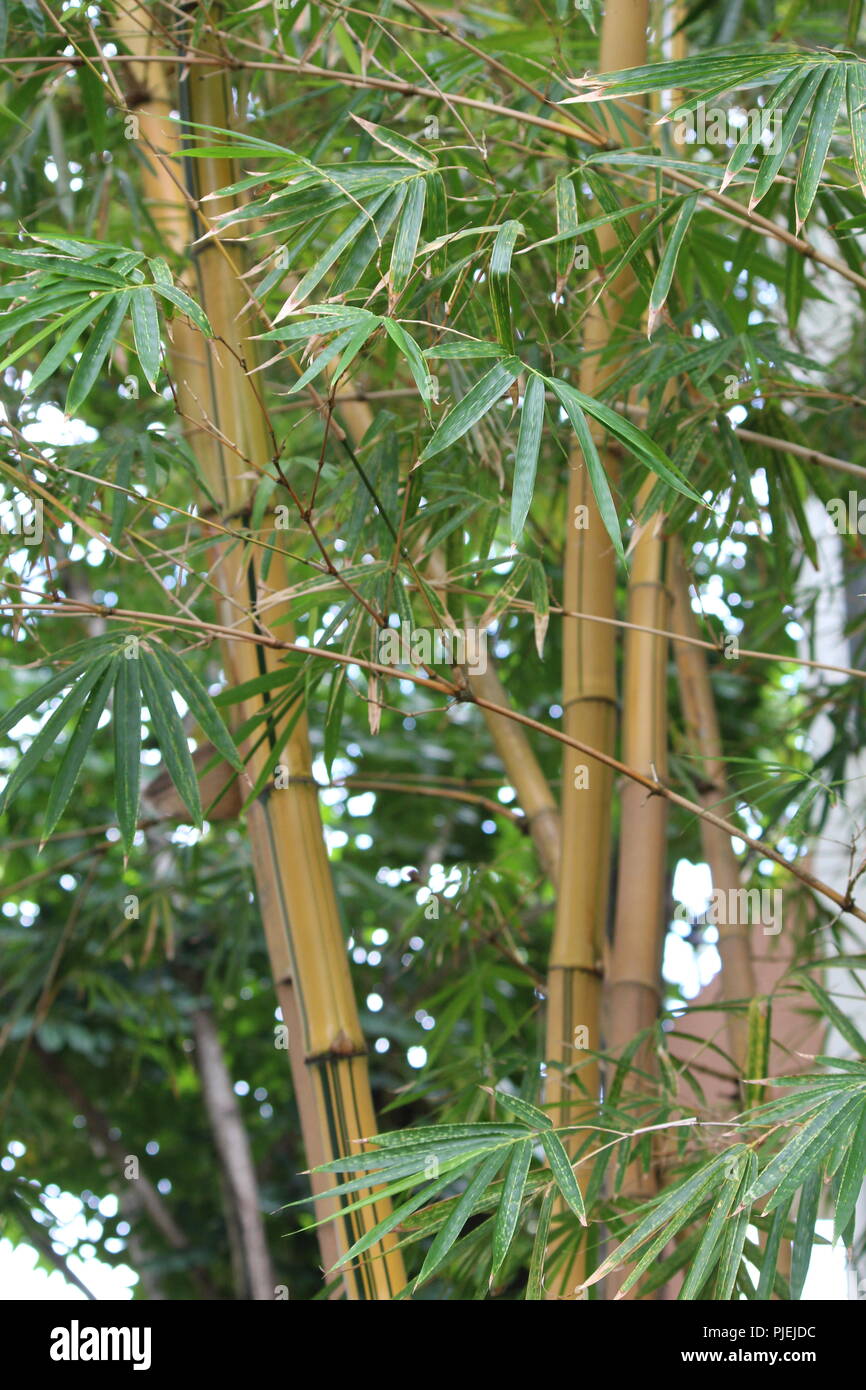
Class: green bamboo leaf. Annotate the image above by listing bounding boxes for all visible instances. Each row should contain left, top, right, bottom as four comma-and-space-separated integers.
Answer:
425, 170, 448, 276
66, 292, 130, 413
415, 1150, 505, 1288
131, 288, 161, 390
647, 194, 697, 337
752, 1090, 865, 1212
374, 1123, 525, 1149
382, 318, 434, 417
25, 295, 109, 395
559, 379, 702, 504
617, 1176, 716, 1300
42, 659, 117, 840
510, 374, 545, 544
719, 69, 803, 193
494, 1089, 553, 1129
350, 115, 437, 170
389, 176, 426, 300
150, 281, 212, 337
848, 63, 866, 198
287, 322, 372, 394
0, 654, 116, 813
679, 1153, 744, 1299
424, 340, 504, 361
78, 63, 106, 151
141, 652, 202, 827
332, 1163, 462, 1270
212, 663, 303, 708
794, 65, 845, 231
323, 664, 347, 780
548, 378, 625, 562
328, 187, 406, 297
714, 1151, 756, 1300
489, 219, 523, 353
582, 1152, 730, 1289
555, 175, 579, 295
0, 640, 118, 739
113, 646, 142, 855
540, 1130, 585, 1225
154, 644, 244, 773
756, 1195, 793, 1299
418, 360, 519, 463
789, 1173, 822, 1301
529, 557, 550, 659
526, 1187, 554, 1299
834, 1101, 866, 1242
751, 67, 823, 209
798, 973, 866, 1058
491, 1138, 533, 1282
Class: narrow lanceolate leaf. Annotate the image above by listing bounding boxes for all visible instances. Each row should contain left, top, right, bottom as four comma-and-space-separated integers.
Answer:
389, 177, 426, 301
790, 1165, 820, 1299
794, 65, 845, 231
489, 219, 523, 352
418, 359, 519, 462
131, 288, 161, 389
154, 643, 243, 773
555, 175, 579, 297
113, 647, 142, 855
26, 295, 108, 395
333, 1164, 461, 1270
552, 378, 702, 505
0, 654, 115, 813
751, 67, 823, 210
582, 1152, 730, 1289
756, 1195, 793, 1299
549, 377, 624, 562
0, 641, 116, 739
373, 1123, 526, 1149
848, 64, 866, 198
150, 280, 212, 338
66, 292, 130, 414
382, 318, 434, 417
42, 659, 117, 840
679, 1154, 743, 1300
798, 973, 866, 1058
526, 1187, 554, 1300
714, 1151, 757, 1301
491, 1138, 533, 1282
647, 194, 697, 338
834, 1101, 866, 1242
510, 374, 545, 544
529, 558, 550, 659
751, 1089, 865, 1212
415, 1151, 505, 1288
494, 1089, 553, 1129
719, 70, 802, 193
540, 1130, 585, 1224
350, 115, 437, 170
141, 653, 202, 827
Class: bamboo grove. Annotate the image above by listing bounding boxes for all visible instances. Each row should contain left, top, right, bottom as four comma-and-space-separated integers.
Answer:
1, 0, 866, 1302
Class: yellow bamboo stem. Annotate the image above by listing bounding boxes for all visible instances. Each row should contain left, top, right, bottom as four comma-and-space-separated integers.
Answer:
116, 5, 405, 1298
543, 0, 650, 1298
